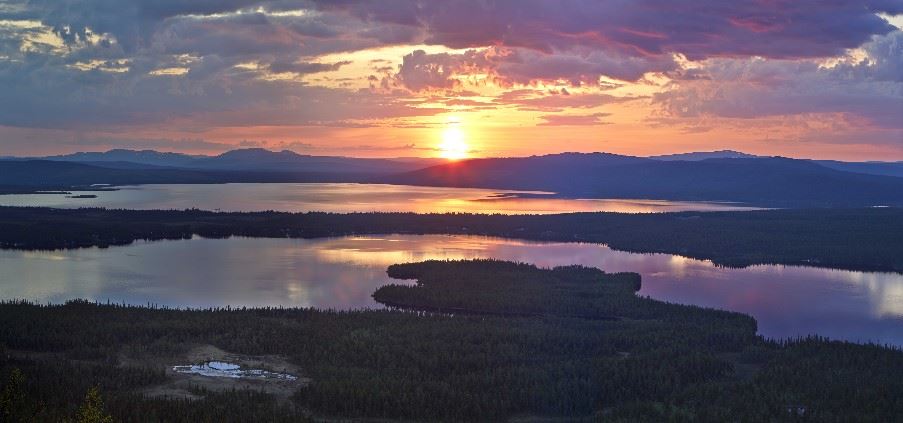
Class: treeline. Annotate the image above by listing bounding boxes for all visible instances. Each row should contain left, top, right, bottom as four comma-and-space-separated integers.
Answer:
377, 260, 754, 327
1, 261, 902, 421
1, 206, 902, 272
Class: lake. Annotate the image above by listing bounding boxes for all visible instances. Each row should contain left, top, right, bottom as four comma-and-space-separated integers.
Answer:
2, 235, 900, 346
0, 183, 761, 214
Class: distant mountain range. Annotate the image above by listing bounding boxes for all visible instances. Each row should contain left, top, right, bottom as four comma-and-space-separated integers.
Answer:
389, 153, 903, 207
2, 148, 902, 207
43, 149, 203, 168
38, 148, 443, 174
812, 160, 903, 178
649, 150, 903, 177
649, 150, 761, 161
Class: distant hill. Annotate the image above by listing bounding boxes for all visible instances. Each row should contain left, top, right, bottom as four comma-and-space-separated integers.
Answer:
814, 160, 903, 178
0, 160, 381, 188
188, 148, 443, 173
45, 149, 201, 168
0, 160, 221, 187
385, 152, 651, 192
649, 150, 761, 161
389, 153, 903, 207
69, 161, 184, 170
647, 150, 903, 178
38, 148, 441, 174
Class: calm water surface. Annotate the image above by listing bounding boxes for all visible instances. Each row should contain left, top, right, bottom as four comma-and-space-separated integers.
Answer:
1, 235, 900, 346
0, 183, 760, 214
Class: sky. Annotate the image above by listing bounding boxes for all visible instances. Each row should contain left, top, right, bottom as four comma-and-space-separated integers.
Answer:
0, 0, 901, 160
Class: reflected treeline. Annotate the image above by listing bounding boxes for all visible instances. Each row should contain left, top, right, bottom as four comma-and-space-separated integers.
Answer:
1, 206, 901, 272
1, 261, 901, 420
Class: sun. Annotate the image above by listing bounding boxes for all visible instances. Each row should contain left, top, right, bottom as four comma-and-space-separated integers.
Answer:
438, 126, 469, 160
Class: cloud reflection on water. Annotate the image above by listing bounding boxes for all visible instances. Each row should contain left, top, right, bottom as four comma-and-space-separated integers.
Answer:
1, 234, 900, 345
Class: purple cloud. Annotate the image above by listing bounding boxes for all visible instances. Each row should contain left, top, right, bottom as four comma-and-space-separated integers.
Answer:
654, 31, 903, 129
268, 60, 352, 74
315, 0, 901, 59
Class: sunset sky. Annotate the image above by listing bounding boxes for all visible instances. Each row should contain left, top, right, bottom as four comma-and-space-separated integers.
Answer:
0, 1, 901, 160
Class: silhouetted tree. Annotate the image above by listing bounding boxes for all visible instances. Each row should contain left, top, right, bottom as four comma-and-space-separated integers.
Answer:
75, 387, 112, 423
0, 368, 29, 422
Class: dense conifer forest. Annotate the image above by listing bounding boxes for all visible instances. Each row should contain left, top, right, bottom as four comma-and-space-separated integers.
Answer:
1, 206, 901, 272
1, 260, 901, 421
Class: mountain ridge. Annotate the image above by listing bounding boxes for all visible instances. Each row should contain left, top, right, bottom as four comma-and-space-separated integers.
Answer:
3, 149, 903, 206
24, 148, 443, 174
649, 150, 762, 161
387, 154, 903, 207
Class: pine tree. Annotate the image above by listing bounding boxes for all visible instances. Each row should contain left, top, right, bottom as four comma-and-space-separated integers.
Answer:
0, 368, 29, 422
75, 387, 113, 423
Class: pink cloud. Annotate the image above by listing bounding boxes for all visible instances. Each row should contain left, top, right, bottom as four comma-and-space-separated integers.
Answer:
537, 112, 613, 126
496, 90, 641, 112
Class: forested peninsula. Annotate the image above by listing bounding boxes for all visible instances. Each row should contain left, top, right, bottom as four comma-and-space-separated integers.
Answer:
1, 206, 901, 272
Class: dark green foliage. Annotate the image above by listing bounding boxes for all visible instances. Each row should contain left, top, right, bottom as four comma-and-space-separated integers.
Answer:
378, 260, 642, 318
0, 360, 308, 422
377, 260, 754, 330
0, 368, 30, 422
1, 261, 901, 421
1, 206, 902, 271
75, 387, 113, 423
